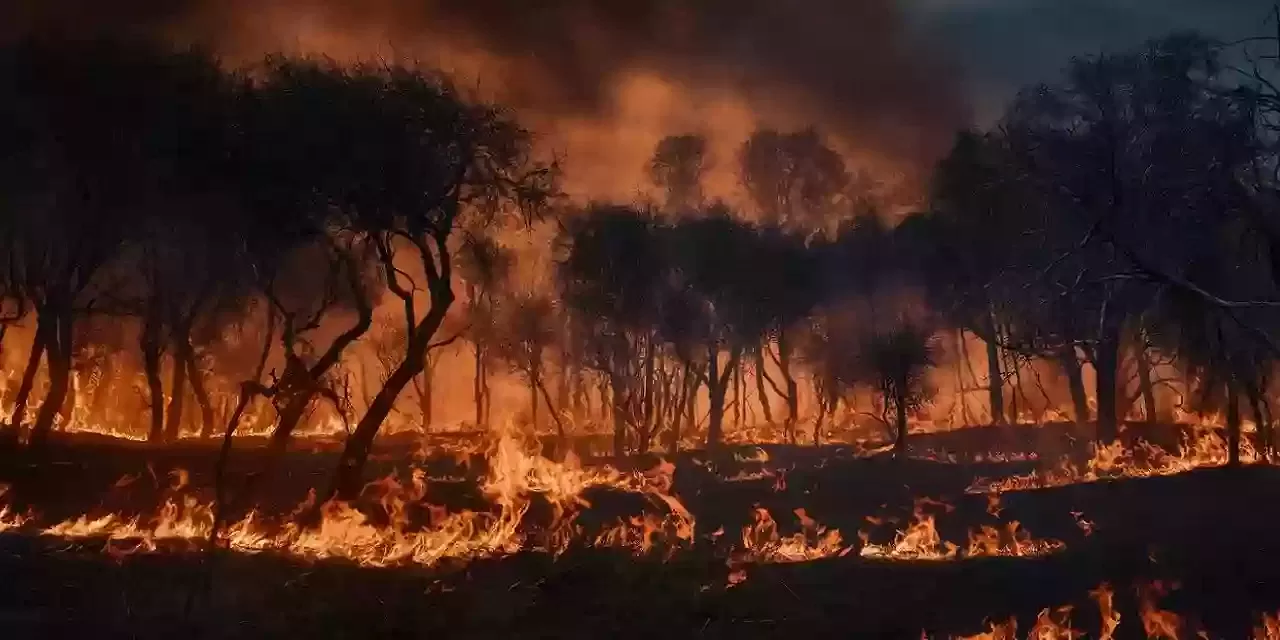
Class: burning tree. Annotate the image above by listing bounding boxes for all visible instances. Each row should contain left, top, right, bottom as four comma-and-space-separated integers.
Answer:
854, 322, 941, 457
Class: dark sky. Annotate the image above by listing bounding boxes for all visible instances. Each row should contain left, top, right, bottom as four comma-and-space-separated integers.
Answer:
904, 0, 1274, 121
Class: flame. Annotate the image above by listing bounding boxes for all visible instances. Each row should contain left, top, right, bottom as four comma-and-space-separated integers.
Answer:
4, 429, 697, 567
1138, 581, 1183, 640
860, 497, 1062, 561
968, 424, 1256, 495
737, 506, 848, 563
1090, 583, 1121, 640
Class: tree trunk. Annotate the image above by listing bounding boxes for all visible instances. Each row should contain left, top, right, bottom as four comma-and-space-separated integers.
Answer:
142, 316, 165, 443
705, 347, 739, 450
669, 364, 693, 455
185, 349, 216, 439
1227, 378, 1241, 467
611, 380, 627, 459
1095, 326, 1122, 444
163, 354, 188, 441
329, 289, 453, 501
985, 329, 1005, 425
1060, 347, 1089, 424
737, 355, 747, 424
418, 366, 434, 431
893, 381, 908, 458
473, 342, 488, 430
30, 309, 72, 449
529, 370, 539, 432
1134, 342, 1158, 423
10, 320, 49, 433
777, 332, 799, 444
754, 350, 774, 425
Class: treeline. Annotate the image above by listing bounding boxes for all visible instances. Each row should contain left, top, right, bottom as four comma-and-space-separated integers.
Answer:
555, 30, 1280, 468
1, 28, 1279, 495
0, 38, 553, 498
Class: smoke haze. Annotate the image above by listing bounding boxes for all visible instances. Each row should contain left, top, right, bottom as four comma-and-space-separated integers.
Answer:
2, 0, 971, 204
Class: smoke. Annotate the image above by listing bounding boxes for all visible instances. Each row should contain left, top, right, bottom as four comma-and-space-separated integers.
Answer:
2, 0, 971, 204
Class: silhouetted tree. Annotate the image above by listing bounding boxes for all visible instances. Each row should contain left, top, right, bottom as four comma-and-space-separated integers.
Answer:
650, 134, 709, 212
323, 60, 556, 499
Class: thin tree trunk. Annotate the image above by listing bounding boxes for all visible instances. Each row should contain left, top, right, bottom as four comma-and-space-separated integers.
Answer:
184, 348, 216, 439
163, 354, 188, 441
986, 324, 1005, 425
737, 355, 747, 424
329, 287, 452, 501
611, 380, 627, 459
142, 313, 165, 443
1095, 325, 1122, 444
1060, 347, 1089, 424
10, 320, 48, 433
1135, 339, 1158, 423
778, 332, 799, 445
529, 369, 539, 432
30, 309, 72, 449
418, 366, 434, 431
754, 350, 774, 424
705, 347, 740, 450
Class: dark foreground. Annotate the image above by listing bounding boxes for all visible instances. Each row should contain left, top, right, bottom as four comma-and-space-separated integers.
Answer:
0, 424, 1276, 639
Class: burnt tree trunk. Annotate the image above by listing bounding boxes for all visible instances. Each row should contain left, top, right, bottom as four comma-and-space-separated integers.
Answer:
10, 319, 49, 433
893, 379, 908, 458
142, 313, 165, 443
185, 349, 216, 439
473, 341, 488, 429
705, 347, 740, 450
29, 307, 72, 449
611, 381, 628, 460
329, 285, 453, 501
528, 368, 539, 432
985, 325, 1005, 425
1059, 347, 1089, 424
163, 354, 188, 441
1095, 325, 1122, 444
777, 332, 800, 444
754, 350, 774, 425
1134, 340, 1158, 423
418, 367, 434, 431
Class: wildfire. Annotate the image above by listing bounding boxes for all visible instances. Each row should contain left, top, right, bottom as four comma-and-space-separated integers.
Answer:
0, 430, 697, 568
859, 497, 1064, 561
967, 424, 1256, 495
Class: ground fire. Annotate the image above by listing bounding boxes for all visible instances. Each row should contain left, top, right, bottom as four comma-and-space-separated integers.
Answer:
0, 1, 1278, 638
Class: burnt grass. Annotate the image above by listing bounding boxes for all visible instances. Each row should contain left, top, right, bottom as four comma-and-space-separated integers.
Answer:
0, 422, 1278, 638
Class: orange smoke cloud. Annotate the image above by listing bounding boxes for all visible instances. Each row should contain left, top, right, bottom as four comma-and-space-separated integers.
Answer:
3, 0, 971, 206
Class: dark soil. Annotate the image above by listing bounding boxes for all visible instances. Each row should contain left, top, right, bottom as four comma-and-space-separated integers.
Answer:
0, 422, 1274, 639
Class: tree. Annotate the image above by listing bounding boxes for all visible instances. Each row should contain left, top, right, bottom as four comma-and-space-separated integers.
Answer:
738, 128, 850, 229
496, 293, 567, 449
650, 134, 709, 212
856, 322, 940, 457
557, 204, 668, 458
325, 60, 556, 500
665, 207, 770, 449
456, 232, 514, 430
0, 38, 235, 447
991, 32, 1256, 442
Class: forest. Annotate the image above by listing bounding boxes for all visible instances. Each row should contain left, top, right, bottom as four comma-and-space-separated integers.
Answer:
1, 22, 1280, 640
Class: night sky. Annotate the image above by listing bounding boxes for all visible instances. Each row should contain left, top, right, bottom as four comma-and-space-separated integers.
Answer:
906, 0, 1274, 121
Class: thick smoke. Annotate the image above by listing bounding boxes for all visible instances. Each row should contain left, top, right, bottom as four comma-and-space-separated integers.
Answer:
2, 0, 971, 204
